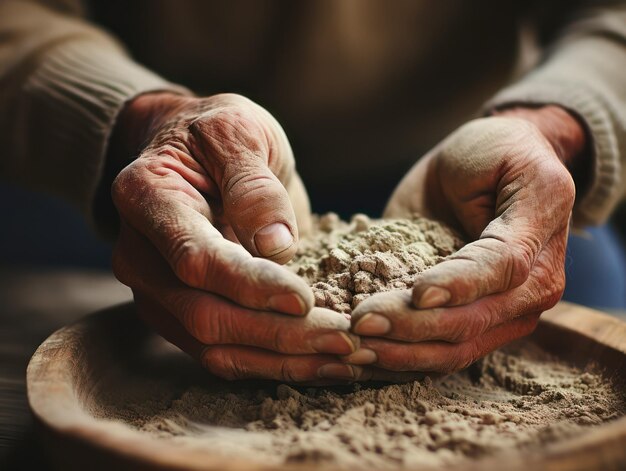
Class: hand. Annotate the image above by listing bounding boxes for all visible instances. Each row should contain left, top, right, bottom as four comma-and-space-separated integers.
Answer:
110, 92, 361, 383
345, 106, 586, 374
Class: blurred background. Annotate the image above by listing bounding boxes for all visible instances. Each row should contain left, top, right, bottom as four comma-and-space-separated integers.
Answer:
2, 2, 626, 469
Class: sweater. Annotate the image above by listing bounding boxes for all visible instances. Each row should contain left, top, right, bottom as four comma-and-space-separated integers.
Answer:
0, 0, 624, 227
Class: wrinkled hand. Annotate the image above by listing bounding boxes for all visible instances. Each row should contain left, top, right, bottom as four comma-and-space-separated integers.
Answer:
345, 106, 586, 375
111, 92, 361, 383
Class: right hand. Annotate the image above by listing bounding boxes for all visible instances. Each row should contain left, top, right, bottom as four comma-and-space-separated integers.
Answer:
110, 92, 360, 383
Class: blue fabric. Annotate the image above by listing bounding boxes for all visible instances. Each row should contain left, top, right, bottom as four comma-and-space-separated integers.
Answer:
0, 183, 112, 268
563, 225, 626, 309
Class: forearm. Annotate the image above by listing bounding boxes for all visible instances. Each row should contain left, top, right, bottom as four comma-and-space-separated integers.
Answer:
0, 1, 187, 225
484, 5, 626, 227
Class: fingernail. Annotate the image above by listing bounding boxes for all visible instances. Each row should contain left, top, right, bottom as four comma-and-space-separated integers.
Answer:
318, 363, 358, 380
311, 332, 356, 355
342, 348, 377, 365
268, 293, 306, 315
353, 313, 391, 336
254, 223, 293, 257
418, 286, 451, 309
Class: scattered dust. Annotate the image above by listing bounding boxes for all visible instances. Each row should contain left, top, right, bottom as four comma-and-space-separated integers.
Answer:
91, 213, 626, 469
94, 342, 626, 469
288, 213, 464, 313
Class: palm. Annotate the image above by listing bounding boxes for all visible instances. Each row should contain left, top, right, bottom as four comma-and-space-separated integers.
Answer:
347, 117, 575, 375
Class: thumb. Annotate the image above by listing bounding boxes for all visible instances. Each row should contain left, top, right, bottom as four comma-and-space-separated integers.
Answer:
223, 162, 299, 264
189, 96, 299, 264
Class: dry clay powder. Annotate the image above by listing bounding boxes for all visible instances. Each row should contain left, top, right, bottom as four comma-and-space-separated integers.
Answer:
93, 214, 626, 469
290, 213, 464, 313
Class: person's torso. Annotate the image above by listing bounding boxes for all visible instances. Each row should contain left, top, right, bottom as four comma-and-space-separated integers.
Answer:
92, 0, 528, 215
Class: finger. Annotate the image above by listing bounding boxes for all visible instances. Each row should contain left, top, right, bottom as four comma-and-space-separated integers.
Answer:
189, 97, 299, 263
411, 231, 540, 310
129, 295, 424, 384
137, 288, 358, 357
413, 119, 574, 309
133, 292, 206, 359
131, 296, 355, 384
351, 232, 566, 342
411, 218, 570, 310
113, 167, 313, 316
168, 292, 359, 355
202, 344, 353, 383
286, 172, 313, 238
350, 313, 540, 373
115, 224, 358, 355
201, 345, 422, 384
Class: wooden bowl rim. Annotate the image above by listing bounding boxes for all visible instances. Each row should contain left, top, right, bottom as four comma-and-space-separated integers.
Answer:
26, 302, 626, 471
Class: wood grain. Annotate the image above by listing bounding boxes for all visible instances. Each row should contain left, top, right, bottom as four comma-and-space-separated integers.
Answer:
27, 302, 626, 471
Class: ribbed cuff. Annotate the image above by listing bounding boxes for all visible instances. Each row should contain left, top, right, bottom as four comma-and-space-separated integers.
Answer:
484, 79, 621, 227
20, 39, 189, 222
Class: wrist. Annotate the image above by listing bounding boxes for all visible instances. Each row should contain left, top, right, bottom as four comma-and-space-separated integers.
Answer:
492, 105, 591, 193
109, 91, 195, 160
95, 91, 194, 238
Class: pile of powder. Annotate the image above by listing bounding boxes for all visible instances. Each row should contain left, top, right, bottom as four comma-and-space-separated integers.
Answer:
94, 342, 626, 470
90, 213, 625, 469
288, 213, 464, 313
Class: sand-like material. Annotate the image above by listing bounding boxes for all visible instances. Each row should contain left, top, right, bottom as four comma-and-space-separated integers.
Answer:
290, 213, 463, 313
94, 342, 625, 469
92, 214, 625, 469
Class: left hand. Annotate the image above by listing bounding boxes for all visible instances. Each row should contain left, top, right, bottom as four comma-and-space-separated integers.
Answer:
345, 106, 587, 375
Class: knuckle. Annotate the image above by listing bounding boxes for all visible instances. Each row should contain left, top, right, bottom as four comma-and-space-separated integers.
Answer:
436, 359, 459, 375
180, 297, 219, 344
228, 259, 254, 301
190, 105, 267, 165
234, 311, 285, 352
443, 319, 471, 343
454, 327, 478, 344
441, 307, 494, 343
532, 258, 566, 311
552, 268, 566, 297
449, 318, 482, 343
279, 360, 301, 382
378, 358, 408, 373
111, 160, 167, 215
269, 324, 291, 353
380, 348, 418, 372
111, 165, 139, 209
202, 348, 241, 380
507, 241, 534, 287
446, 346, 479, 374
370, 348, 401, 372
170, 238, 209, 288
211, 92, 251, 107
352, 368, 373, 382
549, 165, 576, 206
415, 314, 437, 341
222, 168, 277, 204
543, 272, 565, 310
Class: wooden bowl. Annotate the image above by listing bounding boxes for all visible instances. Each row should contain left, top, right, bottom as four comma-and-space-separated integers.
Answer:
27, 302, 626, 471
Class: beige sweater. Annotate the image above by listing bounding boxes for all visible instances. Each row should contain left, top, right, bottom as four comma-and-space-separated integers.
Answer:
0, 0, 624, 227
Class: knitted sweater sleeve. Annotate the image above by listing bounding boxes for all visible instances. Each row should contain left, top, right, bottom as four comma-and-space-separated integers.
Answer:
0, 0, 188, 219
485, 3, 626, 227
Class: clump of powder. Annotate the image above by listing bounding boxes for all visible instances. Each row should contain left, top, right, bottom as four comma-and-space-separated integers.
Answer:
288, 213, 464, 313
